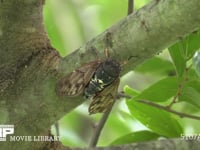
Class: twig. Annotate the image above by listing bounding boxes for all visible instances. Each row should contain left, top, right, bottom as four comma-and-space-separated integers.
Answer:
168, 64, 192, 107
137, 100, 200, 120
117, 91, 132, 99
88, 103, 114, 148
127, 0, 134, 15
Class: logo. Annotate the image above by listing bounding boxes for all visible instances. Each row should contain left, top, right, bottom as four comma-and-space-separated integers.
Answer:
0, 125, 14, 141
0, 125, 60, 142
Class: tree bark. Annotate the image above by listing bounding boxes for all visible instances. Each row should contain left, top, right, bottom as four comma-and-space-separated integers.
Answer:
76, 138, 200, 150
0, 0, 200, 149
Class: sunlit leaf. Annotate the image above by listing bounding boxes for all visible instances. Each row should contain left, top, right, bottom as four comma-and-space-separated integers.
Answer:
131, 77, 178, 102
168, 47, 186, 77
168, 30, 200, 77
135, 57, 175, 76
110, 130, 160, 145
127, 100, 183, 137
179, 80, 200, 108
124, 85, 139, 97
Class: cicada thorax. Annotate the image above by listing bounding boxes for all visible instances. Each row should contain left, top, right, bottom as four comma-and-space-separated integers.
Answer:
84, 59, 121, 99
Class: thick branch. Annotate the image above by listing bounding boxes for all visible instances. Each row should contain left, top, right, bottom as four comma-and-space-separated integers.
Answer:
58, 0, 200, 76
90, 138, 200, 150
45, 138, 200, 150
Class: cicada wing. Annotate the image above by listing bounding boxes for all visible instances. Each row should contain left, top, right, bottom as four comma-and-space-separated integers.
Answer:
56, 61, 101, 96
88, 78, 120, 114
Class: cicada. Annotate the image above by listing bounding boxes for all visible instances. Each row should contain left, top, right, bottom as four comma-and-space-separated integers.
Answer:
56, 51, 121, 115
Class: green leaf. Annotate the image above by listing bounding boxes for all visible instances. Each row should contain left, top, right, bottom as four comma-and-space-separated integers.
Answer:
132, 77, 178, 102
127, 100, 183, 137
179, 80, 200, 108
178, 31, 200, 59
168, 30, 200, 77
110, 130, 160, 146
124, 85, 139, 97
168, 47, 186, 77
135, 57, 175, 76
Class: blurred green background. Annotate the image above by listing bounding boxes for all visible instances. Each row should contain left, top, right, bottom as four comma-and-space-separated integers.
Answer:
43, 0, 200, 147
43, 0, 148, 56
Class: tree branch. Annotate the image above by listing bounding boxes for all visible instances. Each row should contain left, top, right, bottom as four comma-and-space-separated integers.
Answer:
127, 0, 134, 15
58, 0, 200, 77
46, 138, 200, 150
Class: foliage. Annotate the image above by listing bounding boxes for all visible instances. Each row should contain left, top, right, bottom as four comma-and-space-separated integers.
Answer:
44, 0, 200, 147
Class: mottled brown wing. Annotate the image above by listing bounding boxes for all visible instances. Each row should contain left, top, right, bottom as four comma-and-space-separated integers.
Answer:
88, 78, 120, 115
56, 61, 101, 96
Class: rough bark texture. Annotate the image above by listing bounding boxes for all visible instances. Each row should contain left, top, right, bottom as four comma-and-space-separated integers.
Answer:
39, 138, 200, 150
0, 0, 200, 149
79, 138, 200, 150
